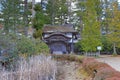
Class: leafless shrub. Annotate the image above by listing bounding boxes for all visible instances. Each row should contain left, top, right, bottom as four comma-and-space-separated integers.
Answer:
0, 55, 57, 80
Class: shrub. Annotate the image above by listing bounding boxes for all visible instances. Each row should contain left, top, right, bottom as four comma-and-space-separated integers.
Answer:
33, 29, 42, 39
17, 36, 49, 57
0, 32, 18, 68
34, 39, 49, 55
16, 36, 36, 57
0, 32, 49, 69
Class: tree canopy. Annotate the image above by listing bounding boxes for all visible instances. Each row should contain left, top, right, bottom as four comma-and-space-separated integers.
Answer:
106, 2, 120, 54
80, 0, 102, 52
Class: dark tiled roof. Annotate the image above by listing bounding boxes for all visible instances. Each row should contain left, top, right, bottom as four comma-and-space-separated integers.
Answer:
43, 24, 77, 33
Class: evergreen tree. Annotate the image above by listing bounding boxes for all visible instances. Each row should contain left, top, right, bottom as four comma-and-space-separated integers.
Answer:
33, 3, 50, 38
47, 0, 68, 25
0, 0, 23, 33
24, 0, 29, 28
76, 0, 87, 32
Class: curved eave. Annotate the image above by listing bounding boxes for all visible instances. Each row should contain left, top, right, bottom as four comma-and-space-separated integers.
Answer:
43, 31, 78, 34
44, 33, 71, 39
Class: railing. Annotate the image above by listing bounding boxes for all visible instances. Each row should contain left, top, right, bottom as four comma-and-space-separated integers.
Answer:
84, 52, 100, 57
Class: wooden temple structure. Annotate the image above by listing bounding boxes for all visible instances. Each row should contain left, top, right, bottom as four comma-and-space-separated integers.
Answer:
42, 24, 79, 54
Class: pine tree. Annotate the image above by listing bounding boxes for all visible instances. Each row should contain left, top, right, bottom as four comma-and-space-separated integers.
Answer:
0, 0, 23, 33
33, 2, 50, 38
46, 0, 68, 25
33, 3, 49, 30
46, 0, 57, 25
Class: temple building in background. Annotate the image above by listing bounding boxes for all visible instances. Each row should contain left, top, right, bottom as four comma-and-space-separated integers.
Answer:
42, 24, 80, 54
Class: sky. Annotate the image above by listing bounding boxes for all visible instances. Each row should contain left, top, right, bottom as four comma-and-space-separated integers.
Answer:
28, 0, 41, 2
35, 0, 41, 2
118, 0, 120, 3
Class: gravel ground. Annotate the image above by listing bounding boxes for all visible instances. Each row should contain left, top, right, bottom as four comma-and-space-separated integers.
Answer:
96, 56, 120, 72
56, 61, 90, 80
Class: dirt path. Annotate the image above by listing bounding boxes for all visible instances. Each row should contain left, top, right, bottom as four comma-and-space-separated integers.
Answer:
96, 56, 120, 72
56, 61, 90, 80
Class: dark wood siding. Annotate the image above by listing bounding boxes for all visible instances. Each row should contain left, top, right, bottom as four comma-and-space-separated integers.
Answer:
50, 42, 67, 54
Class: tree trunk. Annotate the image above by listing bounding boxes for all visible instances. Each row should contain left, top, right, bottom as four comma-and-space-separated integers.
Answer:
52, 0, 55, 25
32, 0, 35, 18
24, 0, 28, 24
113, 43, 117, 55
24, 0, 28, 35
85, 51, 88, 56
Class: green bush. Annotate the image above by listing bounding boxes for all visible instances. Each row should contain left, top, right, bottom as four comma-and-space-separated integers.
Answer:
17, 36, 49, 57
0, 32, 49, 68
75, 41, 83, 53
16, 36, 36, 57
33, 29, 42, 39
34, 39, 49, 55
0, 32, 18, 69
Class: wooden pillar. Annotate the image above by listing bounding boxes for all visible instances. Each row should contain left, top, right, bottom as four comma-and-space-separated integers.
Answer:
71, 33, 74, 54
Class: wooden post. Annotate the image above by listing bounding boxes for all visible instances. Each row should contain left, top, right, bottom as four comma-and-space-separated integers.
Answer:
71, 33, 74, 54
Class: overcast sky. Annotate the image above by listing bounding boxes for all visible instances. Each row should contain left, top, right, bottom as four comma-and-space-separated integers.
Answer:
36, 0, 41, 2
118, 0, 120, 2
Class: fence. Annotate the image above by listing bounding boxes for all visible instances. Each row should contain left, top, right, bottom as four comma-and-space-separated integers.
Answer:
84, 52, 100, 57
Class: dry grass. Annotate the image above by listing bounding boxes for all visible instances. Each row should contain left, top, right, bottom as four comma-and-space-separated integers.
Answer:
0, 55, 57, 80
52, 54, 84, 63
